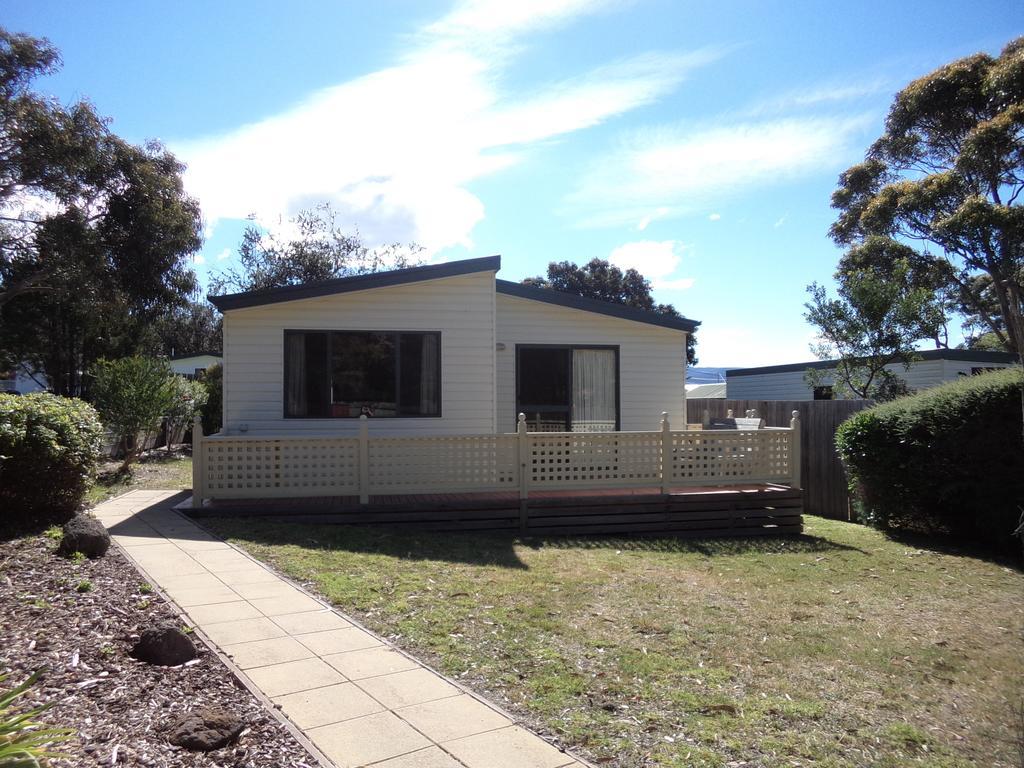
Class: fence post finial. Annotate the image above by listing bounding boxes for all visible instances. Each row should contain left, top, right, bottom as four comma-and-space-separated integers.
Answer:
789, 410, 801, 490
358, 414, 370, 504
516, 413, 529, 527
660, 411, 671, 495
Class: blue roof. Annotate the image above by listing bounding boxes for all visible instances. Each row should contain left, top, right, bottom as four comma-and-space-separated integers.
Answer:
727, 349, 1017, 377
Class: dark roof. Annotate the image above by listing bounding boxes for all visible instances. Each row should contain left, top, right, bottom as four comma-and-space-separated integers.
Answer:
207, 254, 701, 333
208, 255, 502, 311
495, 280, 700, 333
169, 352, 222, 361
727, 349, 1018, 378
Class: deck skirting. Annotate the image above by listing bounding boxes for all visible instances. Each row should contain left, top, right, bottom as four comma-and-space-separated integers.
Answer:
192, 484, 803, 538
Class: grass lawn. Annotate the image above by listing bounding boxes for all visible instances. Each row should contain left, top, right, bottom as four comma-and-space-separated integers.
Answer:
86, 451, 193, 505
202, 515, 1024, 768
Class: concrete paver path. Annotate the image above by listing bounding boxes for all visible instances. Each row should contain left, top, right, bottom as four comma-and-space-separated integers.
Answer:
94, 491, 588, 768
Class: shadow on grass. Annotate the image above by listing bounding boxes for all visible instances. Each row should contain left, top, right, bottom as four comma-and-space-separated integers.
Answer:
202, 517, 532, 569
201, 516, 864, 570
884, 526, 1024, 571
520, 532, 866, 557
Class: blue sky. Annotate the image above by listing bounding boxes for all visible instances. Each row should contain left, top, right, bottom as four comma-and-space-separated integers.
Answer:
6, 0, 1022, 367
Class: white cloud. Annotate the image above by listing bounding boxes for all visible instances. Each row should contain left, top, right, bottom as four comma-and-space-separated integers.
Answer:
193, 253, 206, 265
566, 114, 871, 228
608, 239, 694, 291
773, 214, 788, 228
174, 0, 722, 256
746, 78, 891, 116
708, 212, 721, 221
216, 248, 232, 261
636, 207, 670, 231
423, 0, 621, 44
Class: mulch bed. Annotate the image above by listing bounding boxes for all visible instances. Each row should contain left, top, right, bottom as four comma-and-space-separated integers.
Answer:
0, 531, 318, 767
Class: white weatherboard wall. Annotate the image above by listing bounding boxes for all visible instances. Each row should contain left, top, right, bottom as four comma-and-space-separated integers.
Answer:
170, 355, 222, 377
726, 358, 1015, 400
222, 271, 496, 435
495, 293, 687, 433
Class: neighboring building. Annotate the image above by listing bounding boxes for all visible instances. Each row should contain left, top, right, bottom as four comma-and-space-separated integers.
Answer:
685, 382, 726, 398
169, 353, 222, 380
726, 349, 1018, 401
0, 365, 48, 394
209, 255, 699, 436
686, 366, 729, 385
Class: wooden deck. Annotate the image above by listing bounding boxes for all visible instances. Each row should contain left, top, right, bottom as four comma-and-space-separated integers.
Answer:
191, 483, 803, 538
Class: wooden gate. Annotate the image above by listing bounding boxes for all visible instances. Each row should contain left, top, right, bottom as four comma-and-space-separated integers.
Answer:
686, 398, 873, 520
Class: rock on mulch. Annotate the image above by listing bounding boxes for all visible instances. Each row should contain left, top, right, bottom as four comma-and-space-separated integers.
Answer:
131, 622, 197, 667
0, 530, 317, 767
57, 514, 111, 558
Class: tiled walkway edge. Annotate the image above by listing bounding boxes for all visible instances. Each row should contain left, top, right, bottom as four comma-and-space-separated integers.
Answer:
93, 491, 590, 768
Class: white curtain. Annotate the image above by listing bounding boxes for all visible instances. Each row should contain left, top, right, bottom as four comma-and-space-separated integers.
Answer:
286, 333, 307, 417
419, 334, 439, 414
571, 349, 616, 432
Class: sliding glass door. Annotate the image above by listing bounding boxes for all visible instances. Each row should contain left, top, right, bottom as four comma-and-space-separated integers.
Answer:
516, 346, 618, 432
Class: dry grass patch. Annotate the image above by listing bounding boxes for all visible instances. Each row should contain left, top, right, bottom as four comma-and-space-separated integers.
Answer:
202, 515, 1024, 768
86, 451, 192, 505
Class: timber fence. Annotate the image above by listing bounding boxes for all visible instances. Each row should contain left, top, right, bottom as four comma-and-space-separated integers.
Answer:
686, 398, 873, 520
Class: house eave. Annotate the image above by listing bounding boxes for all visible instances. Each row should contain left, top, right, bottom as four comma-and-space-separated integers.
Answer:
208, 255, 502, 312
495, 280, 700, 333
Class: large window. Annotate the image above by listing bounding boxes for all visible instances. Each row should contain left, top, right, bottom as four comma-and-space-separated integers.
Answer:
285, 330, 440, 418
516, 345, 618, 432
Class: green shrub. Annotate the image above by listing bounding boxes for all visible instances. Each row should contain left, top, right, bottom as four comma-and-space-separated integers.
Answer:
89, 357, 175, 470
165, 376, 208, 450
0, 393, 103, 533
836, 367, 1024, 550
198, 363, 222, 435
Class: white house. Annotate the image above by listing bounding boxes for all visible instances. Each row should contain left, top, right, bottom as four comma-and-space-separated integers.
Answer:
0, 364, 48, 394
169, 353, 222, 379
208, 255, 698, 436
685, 382, 726, 399
726, 349, 1018, 401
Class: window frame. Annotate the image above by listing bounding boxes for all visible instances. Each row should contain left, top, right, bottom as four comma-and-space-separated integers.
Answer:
812, 385, 834, 401
282, 328, 443, 419
514, 343, 620, 431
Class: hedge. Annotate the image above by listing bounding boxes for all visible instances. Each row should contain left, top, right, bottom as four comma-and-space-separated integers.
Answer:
198, 363, 222, 435
836, 367, 1024, 550
0, 393, 104, 533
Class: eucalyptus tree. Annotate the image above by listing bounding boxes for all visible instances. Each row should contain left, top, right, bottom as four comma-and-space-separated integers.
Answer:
209, 203, 423, 295
829, 37, 1024, 359
525, 258, 698, 365
0, 28, 202, 394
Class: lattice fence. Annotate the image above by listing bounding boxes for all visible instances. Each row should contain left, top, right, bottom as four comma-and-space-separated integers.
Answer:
368, 435, 519, 494
527, 432, 663, 489
202, 437, 360, 498
192, 414, 799, 505
668, 429, 792, 486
